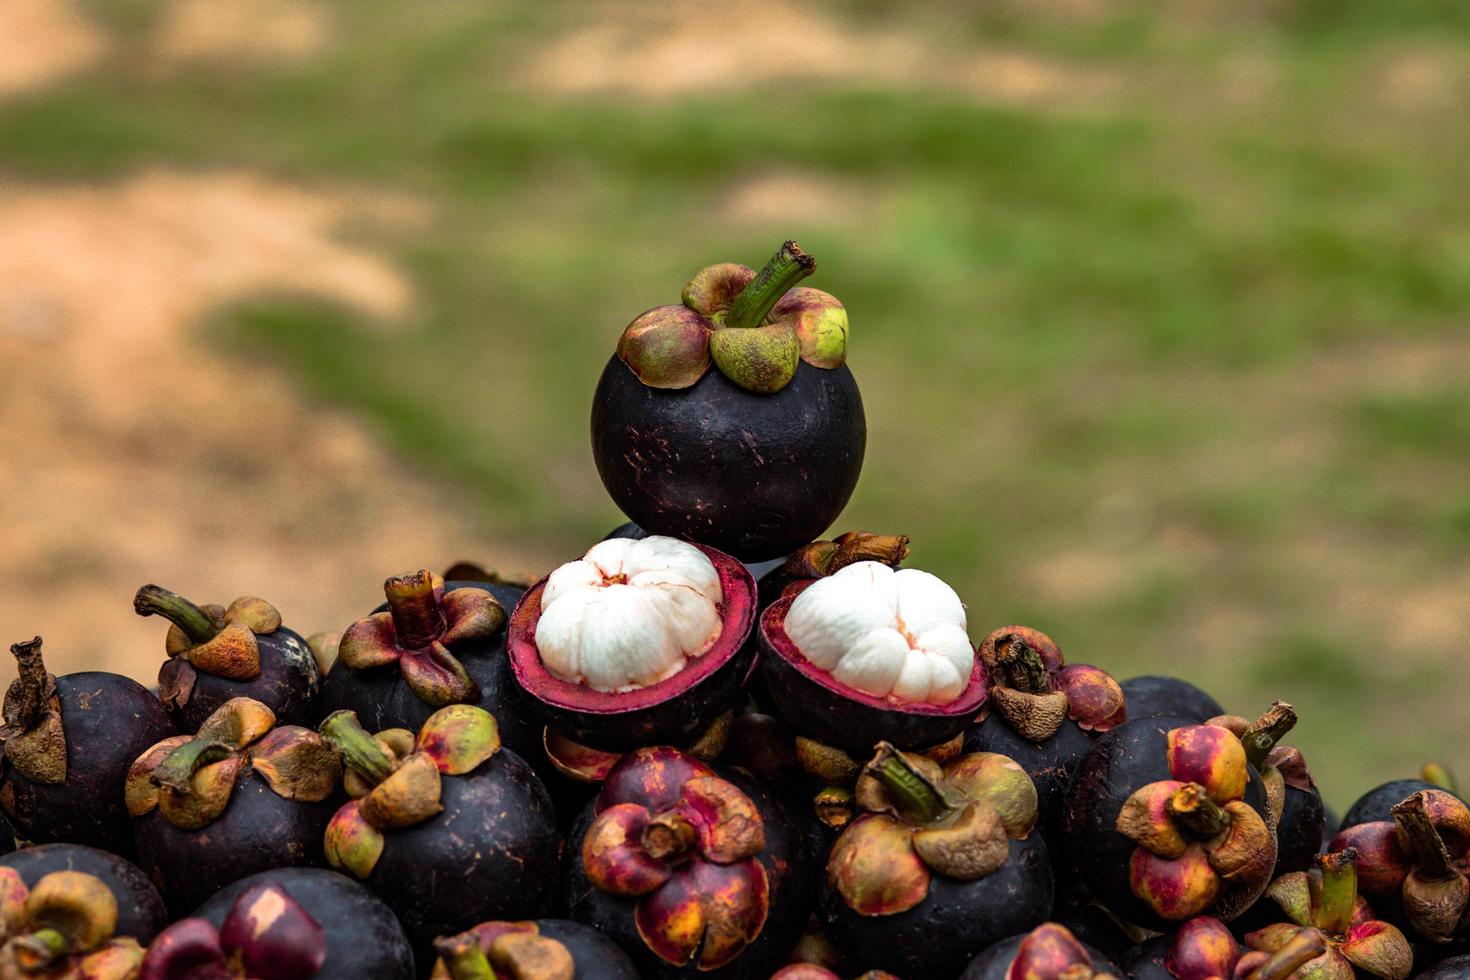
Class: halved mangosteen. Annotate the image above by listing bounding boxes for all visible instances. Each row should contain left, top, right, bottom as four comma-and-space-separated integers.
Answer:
508, 536, 757, 752
758, 561, 985, 751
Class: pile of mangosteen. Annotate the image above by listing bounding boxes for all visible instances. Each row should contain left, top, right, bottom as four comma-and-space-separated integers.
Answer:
3, 241, 1464, 980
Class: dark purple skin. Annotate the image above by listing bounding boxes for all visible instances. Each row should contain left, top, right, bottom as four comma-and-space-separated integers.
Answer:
1051, 890, 1135, 964
1273, 781, 1326, 875
1340, 779, 1454, 831
959, 930, 1122, 980
1119, 933, 1172, 980
133, 768, 336, 915
522, 919, 641, 980
1063, 715, 1272, 931
591, 355, 866, 563
564, 770, 817, 980
1120, 676, 1224, 723
365, 747, 560, 955
0, 844, 167, 943
315, 582, 541, 766
173, 624, 319, 733
1, 671, 173, 854
194, 868, 414, 980
823, 832, 1054, 978
1418, 955, 1470, 980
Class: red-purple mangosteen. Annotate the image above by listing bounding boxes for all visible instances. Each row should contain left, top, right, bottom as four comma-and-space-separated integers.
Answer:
759, 560, 985, 752
319, 705, 560, 951
959, 922, 1124, 980
0, 844, 167, 944
190, 868, 414, 979
1064, 714, 1278, 929
508, 536, 757, 752
314, 570, 542, 765
0, 868, 147, 977
563, 746, 816, 978
0, 637, 174, 855
590, 241, 865, 562
822, 743, 1053, 977
133, 586, 319, 732
1242, 849, 1412, 980
1121, 914, 1328, 980
140, 880, 327, 979
127, 697, 341, 914
430, 919, 639, 980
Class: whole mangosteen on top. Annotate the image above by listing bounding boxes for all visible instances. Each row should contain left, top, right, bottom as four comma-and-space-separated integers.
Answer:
0, 843, 168, 944
429, 918, 639, 980
133, 585, 319, 732
314, 570, 540, 765
508, 535, 757, 753
590, 240, 865, 562
0, 636, 174, 855
127, 697, 342, 914
759, 559, 985, 753
959, 922, 1123, 980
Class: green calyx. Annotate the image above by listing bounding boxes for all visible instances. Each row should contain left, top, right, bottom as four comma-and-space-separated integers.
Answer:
616, 240, 848, 394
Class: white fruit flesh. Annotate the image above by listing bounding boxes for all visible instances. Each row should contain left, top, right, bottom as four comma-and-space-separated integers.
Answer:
534, 536, 723, 692
784, 561, 972, 705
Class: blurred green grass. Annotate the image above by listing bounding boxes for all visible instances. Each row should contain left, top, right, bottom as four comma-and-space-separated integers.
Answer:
6, 0, 1468, 804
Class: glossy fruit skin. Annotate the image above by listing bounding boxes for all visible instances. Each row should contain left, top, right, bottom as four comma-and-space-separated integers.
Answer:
823, 833, 1054, 978
1120, 676, 1225, 723
564, 769, 817, 980
517, 919, 641, 980
591, 355, 866, 562
367, 747, 560, 953
960, 931, 1122, 980
1273, 781, 1326, 875
314, 582, 541, 766
1339, 778, 1452, 831
1120, 934, 1172, 980
175, 625, 318, 733
1418, 954, 1470, 980
194, 868, 414, 980
1, 671, 173, 855
1063, 715, 1272, 931
964, 712, 1095, 862
0, 843, 168, 943
133, 768, 336, 915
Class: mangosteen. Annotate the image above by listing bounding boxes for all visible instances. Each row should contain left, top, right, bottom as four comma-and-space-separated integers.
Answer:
134, 585, 319, 731
1241, 849, 1412, 979
0, 867, 147, 976
190, 868, 414, 979
1064, 714, 1278, 929
507, 536, 758, 752
591, 240, 865, 562
141, 879, 329, 979
821, 743, 1053, 977
319, 705, 560, 952
1421, 955, 1470, 980
0, 844, 167, 943
758, 560, 985, 752
0, 636, 173, 854
563, 745, 816, 978
964, 626, 1125, 856
314, 570, 541, 768
1121, 676, 1225, 723
770, 968, 899, 980
1340, 769, 1462, 832
430, 919, 639, 980
127, 697, 342, 914
1120, 915, 1327, 980
959, 923, 1122, 980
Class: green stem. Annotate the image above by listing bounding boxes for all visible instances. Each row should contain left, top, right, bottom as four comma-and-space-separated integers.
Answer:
996, 637, 1052, 695
1315, 849, 1359, 936
133, 585, 219, 644
1246, 928, 1327, 980
867, 743, 948, 824
382, 571, 446, 650
1392, 794, 1457, 879
319, 711, 397, 786
434, 933, 497, 980
1241, 701, 1297, 771
153, 739, 236, 792
1422, 763, 1457, 793
723, 241, 815, 330
1168, 783, 1233, 840
11, 928, 68, 969
6, 637, 54, 731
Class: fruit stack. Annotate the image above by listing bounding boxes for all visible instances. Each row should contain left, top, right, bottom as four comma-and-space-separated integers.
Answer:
3, 243, 1466, 980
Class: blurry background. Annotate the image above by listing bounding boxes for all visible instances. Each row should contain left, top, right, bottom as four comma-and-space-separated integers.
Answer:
1, 0, 1467, 805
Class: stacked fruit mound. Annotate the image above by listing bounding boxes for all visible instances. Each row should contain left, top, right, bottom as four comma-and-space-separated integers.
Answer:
4, 243, 1467, 980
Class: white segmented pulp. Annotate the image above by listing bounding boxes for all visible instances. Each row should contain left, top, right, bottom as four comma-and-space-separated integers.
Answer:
784, 561, 972, 705
534, 536, 723, 692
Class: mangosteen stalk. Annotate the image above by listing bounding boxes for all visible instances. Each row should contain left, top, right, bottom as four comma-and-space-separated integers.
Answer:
13, 928, 68, 968
434, 933, 495, 980
383, 572, 447, 650
1239, 701, 1297, 772
6, 637, 53, 732
642, 812, 699, 862
1314, 849, 1360, 937
869, 744, 949, 824
318, 710, 396, 785
724, 241, 816, 331
1392, 794, 1457, 879
1246, 928, 1328, 980
152, 739, 233, 791
1167, 783, 1233, 839
132, 584, 218, 643
994, 638, 1051, 695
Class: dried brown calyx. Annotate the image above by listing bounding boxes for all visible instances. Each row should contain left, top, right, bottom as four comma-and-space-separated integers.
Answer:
0, 638, 66, 785
582, 770, 769, 969
134, 586, 283, 708
1163, 915, 1327, 980
827, 743, 1038, 916
978, 627, 1125, 742
321, 705, 501, 879
1390, 790, 1470, 942
139, 881, 326, 979
776, 532, 910, 587
430, 922, 574, 980
0, 868, 144, 979
1245, 850, 1412, 980
126, 697, 340, 831
338, 571, 506, 707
